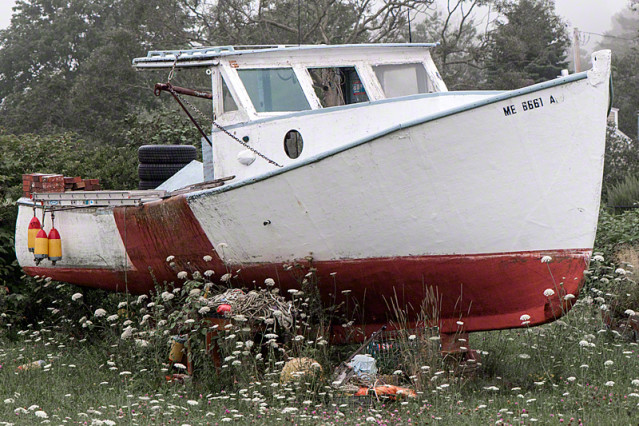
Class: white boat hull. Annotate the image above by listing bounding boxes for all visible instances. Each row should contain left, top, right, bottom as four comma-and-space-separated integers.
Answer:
15, 51, 611, 336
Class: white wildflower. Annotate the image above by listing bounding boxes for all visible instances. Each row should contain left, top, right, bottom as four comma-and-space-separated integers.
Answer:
592, 255, 604, 262
408, 334, 416, 341
135, 339, 149, 348
567, 377, 576, 382
189, 289, 201, 297
120, 326, 134, 340
161, 291, 175, 301
174, 363, 187, 370
71, 293, 83, 301
543, 289, 555, 297
204, 270, 214, 277
631, 379, 639, 386
187, 400, 199, 406
605, 381, 615, 387
519, 314, 531, 322
94, 308, 107, 318
564, 294, 575, 300
198, 306, 211, 315
604, 360, 614, 367
118, 301, 127, 309
221, 273, 232, 282
264, 278, 275, 286
106, 314, 118, 322
625, 309, 636, 316
541, 256, 552, 263
203, 255, 213, 262
177, 271, 188, 279
615, 268, 626, 275
166, 255, 175, 262
34, 410, 48, 418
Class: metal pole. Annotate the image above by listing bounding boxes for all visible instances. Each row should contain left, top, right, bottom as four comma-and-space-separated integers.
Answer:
298, 0, 301, 45
408, 9, 412, 43
573, 27, 582, 73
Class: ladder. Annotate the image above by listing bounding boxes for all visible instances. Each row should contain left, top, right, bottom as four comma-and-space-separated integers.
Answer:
32, 190, 166, 207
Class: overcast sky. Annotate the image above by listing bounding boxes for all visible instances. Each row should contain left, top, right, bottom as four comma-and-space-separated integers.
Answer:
0, 0, 633, 39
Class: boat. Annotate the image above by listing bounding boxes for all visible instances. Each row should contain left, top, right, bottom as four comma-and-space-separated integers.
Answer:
15, 44, 611, 350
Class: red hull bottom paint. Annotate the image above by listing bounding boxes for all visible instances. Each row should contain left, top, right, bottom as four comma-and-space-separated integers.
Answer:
22, 196, 590, 337
24, 249, 589, 336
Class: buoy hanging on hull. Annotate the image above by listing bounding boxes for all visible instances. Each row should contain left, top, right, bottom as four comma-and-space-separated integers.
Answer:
48, 227, 61, 264
27, 216, 41, 253
34, 229, 49, 264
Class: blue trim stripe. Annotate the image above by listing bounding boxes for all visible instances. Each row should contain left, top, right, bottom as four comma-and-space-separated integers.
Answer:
187, 72, 589, 200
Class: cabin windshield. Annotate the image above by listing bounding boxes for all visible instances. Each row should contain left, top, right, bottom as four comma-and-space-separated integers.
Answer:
237, 68, 310, 112
308, 67, 369, 107
373, 63, 432, 97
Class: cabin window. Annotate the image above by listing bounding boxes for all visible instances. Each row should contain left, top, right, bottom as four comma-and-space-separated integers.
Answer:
373, 63, 431, 98
237, 68, 310, 112
221, 77, 238, 112
308, 67, 369, 107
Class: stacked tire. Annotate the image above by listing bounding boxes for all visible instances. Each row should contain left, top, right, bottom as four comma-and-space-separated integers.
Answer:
138, 145, 197, 190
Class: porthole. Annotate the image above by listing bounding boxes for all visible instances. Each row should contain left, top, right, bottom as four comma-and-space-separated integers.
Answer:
284, 130, 303, 159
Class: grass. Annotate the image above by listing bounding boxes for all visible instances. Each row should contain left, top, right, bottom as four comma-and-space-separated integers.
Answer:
2, 296, 639, 425
3, 214, 639, 424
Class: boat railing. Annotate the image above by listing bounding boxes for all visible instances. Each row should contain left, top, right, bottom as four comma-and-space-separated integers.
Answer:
144, 44, 311, 59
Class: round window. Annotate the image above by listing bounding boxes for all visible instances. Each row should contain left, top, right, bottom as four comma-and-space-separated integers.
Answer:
284, 130, 303, 159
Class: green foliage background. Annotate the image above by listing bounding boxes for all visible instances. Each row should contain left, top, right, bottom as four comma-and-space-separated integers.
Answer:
0, 112, 198, 291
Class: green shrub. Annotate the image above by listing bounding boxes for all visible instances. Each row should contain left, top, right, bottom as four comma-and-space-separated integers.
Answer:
603, 126, 639, 196
607, 174, 639, 209
593, 208, 639, 259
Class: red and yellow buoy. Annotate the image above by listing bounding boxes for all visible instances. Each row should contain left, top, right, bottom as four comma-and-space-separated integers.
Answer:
48, 227, 61, 264
34, 228, 49, 262
27, 216, 41, 253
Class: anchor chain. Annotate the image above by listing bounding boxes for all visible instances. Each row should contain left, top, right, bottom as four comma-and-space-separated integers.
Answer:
162, 55, 283, 168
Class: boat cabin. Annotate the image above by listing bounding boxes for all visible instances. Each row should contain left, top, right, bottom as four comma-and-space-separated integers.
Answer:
133, 44, 448, 182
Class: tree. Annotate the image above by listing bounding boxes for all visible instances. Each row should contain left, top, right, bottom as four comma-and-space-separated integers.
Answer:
413, 0, 494, 89
484, 0, 569, 89
595, 6, 639, 138
0, 0, 195, 143
188, 0, 435, 45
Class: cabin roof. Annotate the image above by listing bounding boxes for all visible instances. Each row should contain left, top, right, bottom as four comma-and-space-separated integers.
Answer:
132, 43, 438, 69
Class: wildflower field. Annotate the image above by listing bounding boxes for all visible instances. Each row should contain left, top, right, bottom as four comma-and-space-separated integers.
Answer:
1, 209, 639, 425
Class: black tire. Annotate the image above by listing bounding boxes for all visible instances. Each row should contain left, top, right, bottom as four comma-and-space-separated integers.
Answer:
138, 180, 164, 190
138, 145, 197, 164
138, 163, 189, 181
